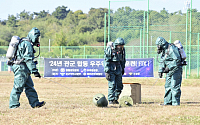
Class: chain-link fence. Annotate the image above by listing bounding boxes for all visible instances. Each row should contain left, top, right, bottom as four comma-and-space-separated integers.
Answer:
0, 46, 105, 73
107, 0, 200, 78
0, 0, 199, 78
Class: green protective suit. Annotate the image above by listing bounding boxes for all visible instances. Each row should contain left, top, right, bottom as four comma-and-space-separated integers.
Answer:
104, 38, 126, 102
156, 37, 183, 106
9, 27, 40, 108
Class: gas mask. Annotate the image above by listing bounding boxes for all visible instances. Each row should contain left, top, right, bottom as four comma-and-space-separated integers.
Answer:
33, 37, 40, 59
116, 46, 124, 54
157, 45, 163, 54
33, 37, 40, 47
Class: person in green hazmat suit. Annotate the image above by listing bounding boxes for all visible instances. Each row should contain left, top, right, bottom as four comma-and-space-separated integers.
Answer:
104, 37, 126, 104
156, 37, 183, 106
9, 27, 45, 109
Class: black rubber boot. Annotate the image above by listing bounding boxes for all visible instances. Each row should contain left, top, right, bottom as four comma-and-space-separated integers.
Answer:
34, 101, 46, 108
114, 100, 119, 104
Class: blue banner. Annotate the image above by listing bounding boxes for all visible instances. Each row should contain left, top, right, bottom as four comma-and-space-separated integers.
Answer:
0, 61, 10, 71
44, 58, 154, 77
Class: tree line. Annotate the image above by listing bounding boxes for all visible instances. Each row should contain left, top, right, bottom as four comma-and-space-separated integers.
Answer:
0, 5, 200, 47
0, 6, 108, 46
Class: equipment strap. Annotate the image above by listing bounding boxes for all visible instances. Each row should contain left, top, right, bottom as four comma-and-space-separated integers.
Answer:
13, 37, 32, 61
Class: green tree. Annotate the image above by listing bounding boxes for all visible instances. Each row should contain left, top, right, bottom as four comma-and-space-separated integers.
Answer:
53, 31, 67, 46
74, 10, 87, 20
0, 28, 13, 46
1, 6, 200, 48
19, 10, 30, 20
7, 15, 16, 27
63, 10, 88, 33
64, 10, 86, 26
52, 6, 70, 20
34, 10, 49, 18
112, 7, 144, 27
77, 25, 93, 33
0, 20, 6, 25
67, 39, 78, 46
149, 10, 163, 25
133, 10, 145, 25
160, 8, 169, 19
87, 8, 108, 29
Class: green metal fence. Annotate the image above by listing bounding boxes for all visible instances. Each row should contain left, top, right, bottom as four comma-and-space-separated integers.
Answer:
0, 0, 199, 78
106, 0, 200, 78
0, 44, 199, 78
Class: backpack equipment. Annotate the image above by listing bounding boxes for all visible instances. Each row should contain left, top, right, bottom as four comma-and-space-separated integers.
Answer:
107, 41, 114, 49
6, 36, 40, 66
167, 40, 187, 66
104, 41, 115, 61
6, 36, 20, 60
173, 40, 187, 65
6, 36, 25, 66
157, 39, 187, 66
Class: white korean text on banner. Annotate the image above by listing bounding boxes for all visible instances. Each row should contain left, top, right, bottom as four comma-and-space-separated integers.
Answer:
44, 58, 154, 77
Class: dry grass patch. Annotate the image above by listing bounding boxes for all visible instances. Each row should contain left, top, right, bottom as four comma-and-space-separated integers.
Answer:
0, 75, 200, 124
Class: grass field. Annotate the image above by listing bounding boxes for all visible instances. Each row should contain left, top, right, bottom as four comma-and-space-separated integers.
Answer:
0, 72, 200, 124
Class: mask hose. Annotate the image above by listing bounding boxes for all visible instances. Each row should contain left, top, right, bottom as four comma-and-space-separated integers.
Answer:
42, 77, 76, 92
148, 77, 160, 92
34, 46, 40, 59
157, 53, 165, 63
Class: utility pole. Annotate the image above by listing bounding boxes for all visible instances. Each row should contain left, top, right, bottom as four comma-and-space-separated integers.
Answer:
49, 39, 50, 52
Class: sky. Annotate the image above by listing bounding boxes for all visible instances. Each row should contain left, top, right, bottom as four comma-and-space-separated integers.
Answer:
0, 0, 200, 20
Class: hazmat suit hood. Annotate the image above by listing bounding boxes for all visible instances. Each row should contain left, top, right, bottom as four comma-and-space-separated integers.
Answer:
156, 37, 169, 54
113, 37, 125, 49
27, 27, 40, 47
113, 37, 125, 54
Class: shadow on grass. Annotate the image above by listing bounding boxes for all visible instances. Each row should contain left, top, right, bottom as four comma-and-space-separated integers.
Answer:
141, 102, 160, 104
181, 102, 200, 104
141, 101, 200, 106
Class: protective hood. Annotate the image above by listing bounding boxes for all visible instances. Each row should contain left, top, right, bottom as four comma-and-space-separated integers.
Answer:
113, 37, 125, 49
155, 37, 169, 50
27, 27, 40, 44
